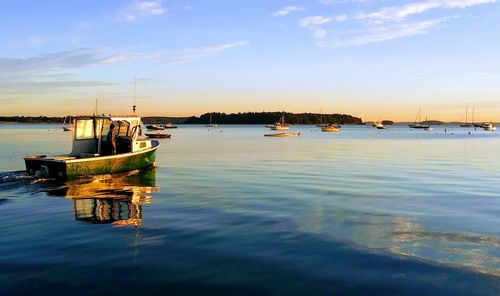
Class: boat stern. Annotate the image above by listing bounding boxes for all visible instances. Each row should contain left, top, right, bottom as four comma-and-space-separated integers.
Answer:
24, 155, 68, 180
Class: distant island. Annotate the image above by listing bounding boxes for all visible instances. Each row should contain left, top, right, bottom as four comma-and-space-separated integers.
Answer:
184, 112, 363, 125
1, 112, 363, 125
0, 116, 66, 124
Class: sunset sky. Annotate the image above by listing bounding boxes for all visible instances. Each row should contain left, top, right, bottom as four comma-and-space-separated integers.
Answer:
1, 0, 500, 121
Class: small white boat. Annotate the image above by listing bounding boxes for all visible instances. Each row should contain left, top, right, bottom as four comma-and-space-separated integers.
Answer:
271, 124, 290, 130
146, 124, 165, 130
62, 115, 74, 132
270, 113, 290, 130
264, 132, 300, 137
163, 123, 178, 129
207, 113, 218, 127
321, 124, 340, 132
373, 122, 386, 129
425, 127, 433, 131
483, 122, 496, 131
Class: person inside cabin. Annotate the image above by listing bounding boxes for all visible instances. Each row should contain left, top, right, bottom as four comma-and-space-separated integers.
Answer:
107, 123, 117, 154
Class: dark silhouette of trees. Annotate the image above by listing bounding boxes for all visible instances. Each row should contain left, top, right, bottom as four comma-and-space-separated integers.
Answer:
184, 112, 362, 124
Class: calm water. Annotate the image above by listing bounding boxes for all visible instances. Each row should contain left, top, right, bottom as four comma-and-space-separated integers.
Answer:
0, 124, 499, 295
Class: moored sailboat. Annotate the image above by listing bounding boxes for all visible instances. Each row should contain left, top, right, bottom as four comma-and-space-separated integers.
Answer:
207, 113, 218, 127
460, 106, 473, 127
62, 115, 74, 132
409, 108, 430, 129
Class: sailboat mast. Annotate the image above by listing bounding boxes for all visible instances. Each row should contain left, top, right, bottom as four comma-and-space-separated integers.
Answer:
472, 107, 475, 124
465, 106, 468, 124
418, 108, 421, 123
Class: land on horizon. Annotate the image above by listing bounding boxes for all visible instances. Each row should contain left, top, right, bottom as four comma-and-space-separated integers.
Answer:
0, 113, 493, 125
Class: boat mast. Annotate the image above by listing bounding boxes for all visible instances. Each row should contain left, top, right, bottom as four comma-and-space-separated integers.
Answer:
465, 105, 468, 125
472, 107, 475, 125
133, 77, 137, 114
94, 98, 98, 116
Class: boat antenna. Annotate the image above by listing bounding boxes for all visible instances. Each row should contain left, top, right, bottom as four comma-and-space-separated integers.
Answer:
133, 77, 137, 114
94, 98, 98, 116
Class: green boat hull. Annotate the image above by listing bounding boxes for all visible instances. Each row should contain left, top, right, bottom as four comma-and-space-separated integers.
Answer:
25, 141, 159, 180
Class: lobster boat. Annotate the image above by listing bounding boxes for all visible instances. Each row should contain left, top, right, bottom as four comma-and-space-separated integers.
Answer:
24, 115, 160, 180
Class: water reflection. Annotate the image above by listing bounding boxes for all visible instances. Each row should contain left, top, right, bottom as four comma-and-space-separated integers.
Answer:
46, 169, 158, 227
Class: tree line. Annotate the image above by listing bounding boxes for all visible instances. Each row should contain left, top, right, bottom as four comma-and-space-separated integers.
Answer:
184, 112, 363, 124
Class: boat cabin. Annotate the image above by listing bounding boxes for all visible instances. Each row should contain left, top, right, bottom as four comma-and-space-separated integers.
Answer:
71, 116, 151, 157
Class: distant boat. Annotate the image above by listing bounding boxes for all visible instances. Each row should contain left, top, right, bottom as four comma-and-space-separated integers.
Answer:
483, 122, 496, 131
207, 113, 218, 127
264, 132, 300, 137
316, 107, 326, 127
62, 113, 74, 132
163, 123, 178, 129
460, 106, 474, 127
62, 121, 74, 132
373, 122, 386, 129
425, 127, 433, 131
270, 113, 290, 130
321, 124, 341, 132
409, 108, 430, 129
146, 124, 165, 130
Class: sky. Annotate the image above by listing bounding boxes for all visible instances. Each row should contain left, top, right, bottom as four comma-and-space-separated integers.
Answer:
1, 0, 500, 122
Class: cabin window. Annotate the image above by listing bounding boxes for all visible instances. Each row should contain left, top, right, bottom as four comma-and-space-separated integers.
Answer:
75, 120, 95, 139
118, 122, 130, 136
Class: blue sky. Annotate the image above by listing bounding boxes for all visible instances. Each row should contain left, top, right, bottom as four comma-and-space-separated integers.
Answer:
1, 0, 500, 121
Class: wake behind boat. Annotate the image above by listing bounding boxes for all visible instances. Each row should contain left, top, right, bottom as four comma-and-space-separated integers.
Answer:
24, 115, 159, 180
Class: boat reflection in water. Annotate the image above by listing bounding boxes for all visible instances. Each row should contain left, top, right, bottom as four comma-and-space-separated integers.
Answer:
47, 168, 158, 227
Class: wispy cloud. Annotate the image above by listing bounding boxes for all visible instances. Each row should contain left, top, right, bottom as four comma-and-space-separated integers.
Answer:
0, 49, 130, 98
356, 0, 498, 22
165, 41, 250, 64
120, 0, 166, 21
301, 0, 497, 46
331, 18, 447, 47
272, 6, 304, 17
299, 16, 333, 39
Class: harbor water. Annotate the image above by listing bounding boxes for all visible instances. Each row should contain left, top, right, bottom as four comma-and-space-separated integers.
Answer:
0, 124, 499, 295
